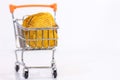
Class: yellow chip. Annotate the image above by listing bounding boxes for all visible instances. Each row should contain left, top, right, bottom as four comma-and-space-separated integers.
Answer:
22, 12, 58, 48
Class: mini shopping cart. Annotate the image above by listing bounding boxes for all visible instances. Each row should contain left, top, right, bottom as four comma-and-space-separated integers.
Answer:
9, 3, 58, 79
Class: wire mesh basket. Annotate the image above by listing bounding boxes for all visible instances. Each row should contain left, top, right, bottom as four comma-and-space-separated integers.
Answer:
15, 19, 58, 49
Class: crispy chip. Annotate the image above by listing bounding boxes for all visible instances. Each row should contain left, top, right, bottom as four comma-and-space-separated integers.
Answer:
22, 12, 58, 48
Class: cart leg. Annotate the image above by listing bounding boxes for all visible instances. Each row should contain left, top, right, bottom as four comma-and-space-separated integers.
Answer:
15, 50, 19, 63
21, 50, 29, 79
51, 49, 57, 78
51, 49, 56, 68
15, 50, 20, 72
21, 49, 26, 67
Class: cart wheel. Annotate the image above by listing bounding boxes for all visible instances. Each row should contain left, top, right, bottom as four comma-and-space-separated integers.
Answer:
15, 65, 19, 72
53, 70, 57, 78
24, 70, 29, 79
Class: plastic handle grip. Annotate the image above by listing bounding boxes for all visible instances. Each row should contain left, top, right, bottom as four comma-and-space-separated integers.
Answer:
9, 3, 57, 13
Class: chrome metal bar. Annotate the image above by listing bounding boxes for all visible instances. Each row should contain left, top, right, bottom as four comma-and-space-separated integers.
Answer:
12, 14, 18, 48
55, 30, 58, 46
51, 49, 56, 68
48, 30, 49, 47
17, 35, 57, 41
34, 30, 36, 48
42, 30, 44, 47
28, 30, 30, 47
35, 30, 37, 47
21, 50, 24, 62
52, 50, 55, 61
54, 12, 56, 21
53, 29, 55, 46
15, 50, 19, 62
27, 66, 52, 69
21, 49, 25, 66
16, 21, 58, 30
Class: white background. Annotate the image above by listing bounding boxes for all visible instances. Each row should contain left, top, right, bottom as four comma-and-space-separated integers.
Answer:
0, 0, 120, 80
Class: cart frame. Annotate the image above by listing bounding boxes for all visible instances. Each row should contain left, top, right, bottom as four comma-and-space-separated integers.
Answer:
9, 3, 58, 79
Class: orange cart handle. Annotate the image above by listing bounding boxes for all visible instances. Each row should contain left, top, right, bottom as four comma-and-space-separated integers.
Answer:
9, 3, 57, 13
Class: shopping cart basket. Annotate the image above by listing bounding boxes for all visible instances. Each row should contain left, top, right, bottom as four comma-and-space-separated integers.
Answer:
9, 3, 58, 79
